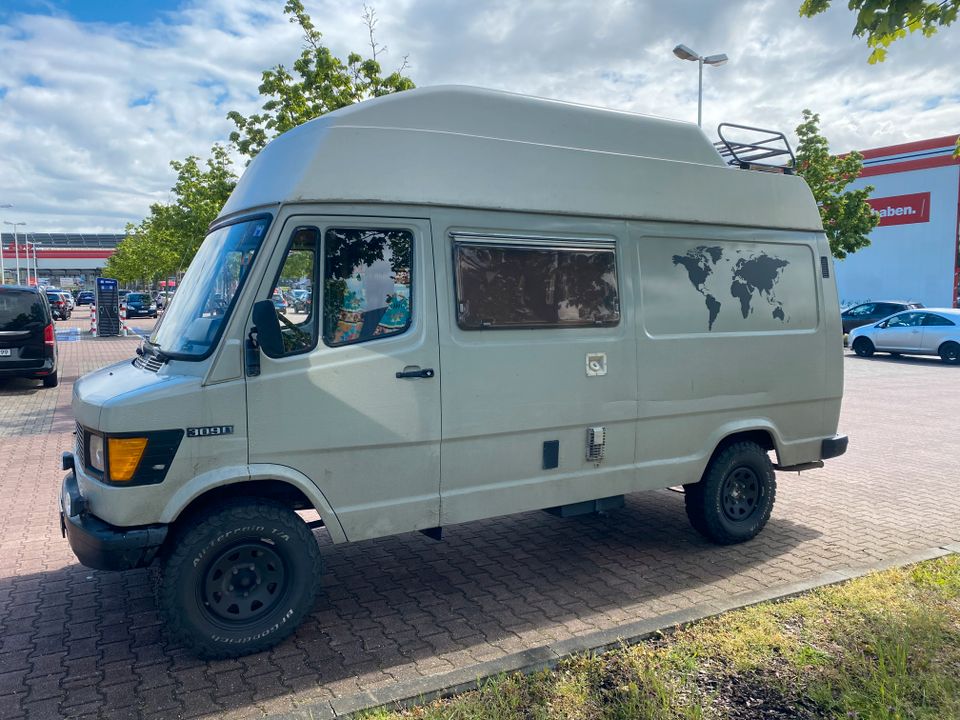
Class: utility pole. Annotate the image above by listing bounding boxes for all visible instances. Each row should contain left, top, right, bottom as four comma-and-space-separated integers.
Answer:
3, 221, 26, 284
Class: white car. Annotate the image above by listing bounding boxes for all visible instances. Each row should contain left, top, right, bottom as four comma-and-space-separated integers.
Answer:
849, 308, 960, 364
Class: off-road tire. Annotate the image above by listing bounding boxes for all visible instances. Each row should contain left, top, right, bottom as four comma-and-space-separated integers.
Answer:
939, 342, 960, 365
683, 441, 776, 545
158, 499, 322, 659
852, 337, 874, 357
42, 371, 59, 388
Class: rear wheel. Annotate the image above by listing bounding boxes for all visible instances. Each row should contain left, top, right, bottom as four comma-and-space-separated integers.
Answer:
939, 342, 960, 365
42, 371, 59, 388
684, 442, 776, 545
158, 498, 322, 658
852, 337, 874, 357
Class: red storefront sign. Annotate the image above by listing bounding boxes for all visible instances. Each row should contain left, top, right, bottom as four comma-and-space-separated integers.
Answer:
867, 191, 931, 227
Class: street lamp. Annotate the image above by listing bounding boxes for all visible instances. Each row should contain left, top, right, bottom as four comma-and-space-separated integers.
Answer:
673, 43, 728, 128
3, 221, 26, 285
0, 204, 10, 284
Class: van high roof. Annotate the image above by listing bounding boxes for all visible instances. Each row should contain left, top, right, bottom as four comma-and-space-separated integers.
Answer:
221, 85, 823, 232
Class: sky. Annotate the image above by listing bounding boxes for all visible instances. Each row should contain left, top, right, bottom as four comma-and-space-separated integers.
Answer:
0, 0, 957, 233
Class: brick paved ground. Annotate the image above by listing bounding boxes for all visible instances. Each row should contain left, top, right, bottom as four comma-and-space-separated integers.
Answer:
1, 307, 958, 719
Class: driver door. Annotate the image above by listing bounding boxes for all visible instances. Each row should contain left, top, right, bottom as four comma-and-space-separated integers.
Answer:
245, 216, 441, 542
878, 311, 924, 351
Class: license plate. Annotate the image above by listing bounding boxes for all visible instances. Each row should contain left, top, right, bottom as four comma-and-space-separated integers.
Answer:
0, 349, 11, 356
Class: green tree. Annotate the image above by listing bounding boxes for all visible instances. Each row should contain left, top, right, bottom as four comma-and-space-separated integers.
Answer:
799, 0, 959, 63
227, 1, 415, 159
794, 109, 880, 259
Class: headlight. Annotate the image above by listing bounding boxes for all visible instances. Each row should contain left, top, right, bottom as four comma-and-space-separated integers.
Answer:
88, 433, 105, 472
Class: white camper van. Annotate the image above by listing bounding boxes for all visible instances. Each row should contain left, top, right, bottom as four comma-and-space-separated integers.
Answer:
60, 86, 847, 658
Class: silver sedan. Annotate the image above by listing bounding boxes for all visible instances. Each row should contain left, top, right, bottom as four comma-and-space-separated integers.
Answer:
849, 308, 960, 364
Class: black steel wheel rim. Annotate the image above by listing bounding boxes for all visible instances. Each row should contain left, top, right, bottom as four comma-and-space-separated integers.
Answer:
201, 541, 287, 624
721, 466, 761, 522
946, 347, 959, 361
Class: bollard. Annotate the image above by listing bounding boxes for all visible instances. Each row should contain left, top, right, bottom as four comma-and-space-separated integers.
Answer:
90, 304, 97, 337
120, 303, 128, 337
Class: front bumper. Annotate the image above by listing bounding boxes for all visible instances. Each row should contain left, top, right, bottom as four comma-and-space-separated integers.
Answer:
60, 469, 168, 571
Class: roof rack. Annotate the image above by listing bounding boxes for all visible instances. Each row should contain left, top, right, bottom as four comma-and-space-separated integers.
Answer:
714, 123, 796, 174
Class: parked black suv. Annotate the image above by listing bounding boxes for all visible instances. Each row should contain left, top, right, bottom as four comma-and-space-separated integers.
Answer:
841, 301, 924, 335
0, 285, 59, 387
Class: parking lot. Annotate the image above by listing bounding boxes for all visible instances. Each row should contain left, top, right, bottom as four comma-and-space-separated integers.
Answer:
1, 306, 958, 720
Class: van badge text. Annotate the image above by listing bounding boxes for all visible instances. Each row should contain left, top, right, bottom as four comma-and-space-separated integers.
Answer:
187, 425, 234, 438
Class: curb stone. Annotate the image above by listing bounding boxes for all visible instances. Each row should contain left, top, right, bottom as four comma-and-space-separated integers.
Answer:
271, 544, 958, 719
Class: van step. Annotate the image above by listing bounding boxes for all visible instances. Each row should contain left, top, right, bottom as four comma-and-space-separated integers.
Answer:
544, 495, 624, 518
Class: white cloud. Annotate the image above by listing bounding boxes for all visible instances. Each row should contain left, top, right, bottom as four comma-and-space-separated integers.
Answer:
0, 0, 957, 232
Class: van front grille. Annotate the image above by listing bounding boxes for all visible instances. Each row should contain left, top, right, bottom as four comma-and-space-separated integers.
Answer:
133, 354, 164, 373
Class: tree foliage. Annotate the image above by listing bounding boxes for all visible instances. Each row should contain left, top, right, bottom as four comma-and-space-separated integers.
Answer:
104, 145, 236, 285
799, 0, 959, 63
227, 1, 415, 159
794, 110, 879, 259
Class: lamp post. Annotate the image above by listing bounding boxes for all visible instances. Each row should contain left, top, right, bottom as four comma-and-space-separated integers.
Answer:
26, 238, 38, 286
3, 221, 26, 285
0, 204, 11, 284
672, 43, 728, 128
32, 240, 40, 287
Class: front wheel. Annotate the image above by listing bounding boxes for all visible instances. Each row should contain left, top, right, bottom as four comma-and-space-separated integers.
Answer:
683, 441, 777, 545
158, 499, 322, 658
852, 337, 874, 357
940, 342, 960, 365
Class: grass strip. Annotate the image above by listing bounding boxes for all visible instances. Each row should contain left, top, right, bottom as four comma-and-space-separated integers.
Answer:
361, 554, 960, 719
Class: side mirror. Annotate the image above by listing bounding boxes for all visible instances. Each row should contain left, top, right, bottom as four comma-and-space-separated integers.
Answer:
877, 321, 888, 328
252, 299, 284, 358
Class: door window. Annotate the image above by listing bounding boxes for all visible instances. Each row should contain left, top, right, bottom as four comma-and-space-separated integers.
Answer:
846, 303, 875, 317
322, 228, 414, 347
886, 312, 923, 328
269, 227, 320, 356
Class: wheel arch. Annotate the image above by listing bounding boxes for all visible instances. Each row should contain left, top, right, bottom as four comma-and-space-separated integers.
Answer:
159, 463, 347, 543
698, 424, 780, 482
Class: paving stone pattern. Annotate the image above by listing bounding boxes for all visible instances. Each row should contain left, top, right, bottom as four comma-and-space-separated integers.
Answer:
0, 308, 958, 719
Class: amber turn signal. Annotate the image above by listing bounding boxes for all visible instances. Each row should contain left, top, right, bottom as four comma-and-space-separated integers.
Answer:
107, 437, 148, 482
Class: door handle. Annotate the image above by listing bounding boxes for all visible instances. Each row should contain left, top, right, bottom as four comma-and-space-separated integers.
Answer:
396, 366, 435, 379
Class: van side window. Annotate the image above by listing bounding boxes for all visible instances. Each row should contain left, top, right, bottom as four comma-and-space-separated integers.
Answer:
454, 241, 620, 329
323, 228, 414, 347
271, 227, 320, 356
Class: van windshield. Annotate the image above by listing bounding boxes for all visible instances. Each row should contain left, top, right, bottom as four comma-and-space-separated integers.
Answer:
149, 216, 270, 360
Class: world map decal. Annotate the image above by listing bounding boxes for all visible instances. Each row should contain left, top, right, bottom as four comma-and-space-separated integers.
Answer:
672, 246, 790, 331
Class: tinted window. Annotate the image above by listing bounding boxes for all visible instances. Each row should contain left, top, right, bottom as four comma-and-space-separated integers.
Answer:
323, 228, 413, 347
0, 289, 46, 331
846, 303, 876, 317
127, 294, 148, 302
875, 303, 903, 317
921, 313, 955, 327
455, 242, 619, 329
